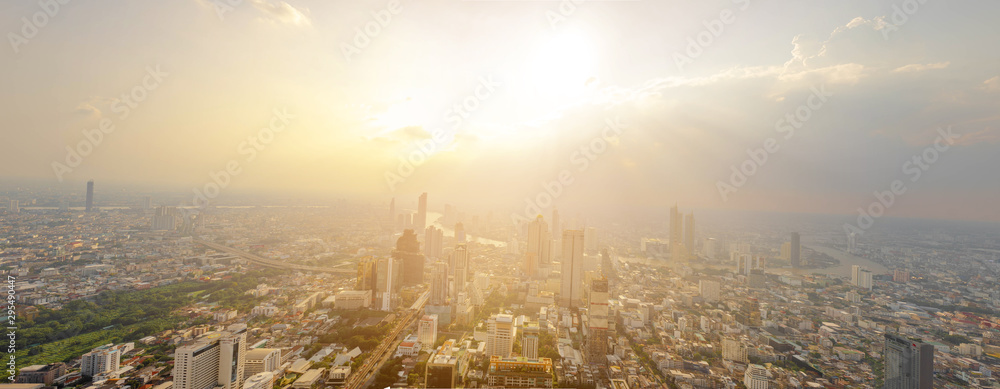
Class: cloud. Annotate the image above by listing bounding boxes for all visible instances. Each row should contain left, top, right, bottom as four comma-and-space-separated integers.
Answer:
248, 0, 310, 26
982, 76, 1000, 92
892, 62, 950, 73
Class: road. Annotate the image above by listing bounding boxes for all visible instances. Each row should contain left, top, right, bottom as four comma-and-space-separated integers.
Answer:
344, 291, 429, 389
193, 239, 355, 274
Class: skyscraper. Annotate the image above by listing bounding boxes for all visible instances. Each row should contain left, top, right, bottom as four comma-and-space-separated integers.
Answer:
141, 195, 152, 210
8, 200, 18, 214
560, 229, 584, 308
393, 229, 425, 286
684, 213, 696, 259
174, 324, 247, 389
85, 180, 94, 212
525, 216, 551, 278
852, 265, 873, 290
452, 244, 469, 301
485, 314, 515, 358
376, 256, 401, 311
790, 232, 801, 268
425, 226, 444, 259
670, 204, 684, 262
415, 192, 427, 230
429, 261, 449, 306
884, 333, 934, 389
454, 222, 466, 242
586, 277, 609, 365
356, 256, 377, 293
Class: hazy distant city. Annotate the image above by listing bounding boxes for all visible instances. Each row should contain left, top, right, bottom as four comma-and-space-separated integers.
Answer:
2, 1, 1000, 389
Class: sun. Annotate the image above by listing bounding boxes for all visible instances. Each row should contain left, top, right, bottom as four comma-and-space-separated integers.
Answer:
520, 29, 598, 105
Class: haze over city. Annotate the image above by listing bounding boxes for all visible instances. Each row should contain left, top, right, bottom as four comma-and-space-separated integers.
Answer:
2, 1, 1000, 389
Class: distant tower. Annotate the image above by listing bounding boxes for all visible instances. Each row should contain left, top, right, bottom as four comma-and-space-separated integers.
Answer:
560, 230, 584, 308
425, 226, 444, 259
790, 232, 801, 268
85, 180, 94, 212
454, 222, 466, 242
525, 216, 551, 278
684, 213, 696, 259
452, 244, 469, 301
8, 200, 18, 214
669, 204, 684, 262
415, 193, 428, 230
429, 262, 449, 306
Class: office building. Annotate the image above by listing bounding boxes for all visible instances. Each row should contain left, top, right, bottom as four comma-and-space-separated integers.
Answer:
355, 256, 377, 294
586, 278, 609, 364
425, 340, 459, 389
522, 325, 539, 360
485, 356, 554, 388
790, 232, 801, 268
525, 216, 551, 278
377, 256, 401, 311
884, 333, 934, 389
85, 180, 94, 212
418, 315, 439, 347
243, 349, 280, 378
415, 192, 427, 230
452, 244, 469, 301
560, 229, 584, 308
174, 324, 248, 389
486, 314, 515, 358
392, 229, 425, 286
425, 225, 444, 259
429, 261, 449, 305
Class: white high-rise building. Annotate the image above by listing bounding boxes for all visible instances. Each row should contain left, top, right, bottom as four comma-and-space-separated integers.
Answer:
418, 315, 439, 347
485, 314, 515, 358
174, 324, 248, 389
851, 265, 873, 290
8, 200, 18, 214
744, 364, 769, 389
81, 345, 121, 377
560, 230, 584, 308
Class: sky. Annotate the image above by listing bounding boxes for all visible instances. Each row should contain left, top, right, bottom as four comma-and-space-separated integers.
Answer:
1, 0, 998, 222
